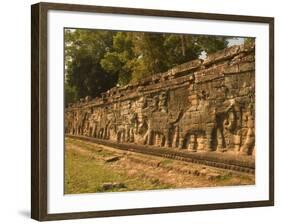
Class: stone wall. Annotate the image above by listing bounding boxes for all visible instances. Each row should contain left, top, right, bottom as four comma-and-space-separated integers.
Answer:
65, 43, 255, 156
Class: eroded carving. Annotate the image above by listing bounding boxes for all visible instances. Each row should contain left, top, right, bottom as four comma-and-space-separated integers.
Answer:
65, 44, 255, 157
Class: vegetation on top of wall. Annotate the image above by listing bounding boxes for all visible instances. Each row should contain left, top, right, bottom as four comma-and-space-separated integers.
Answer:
64, 29, 241, 104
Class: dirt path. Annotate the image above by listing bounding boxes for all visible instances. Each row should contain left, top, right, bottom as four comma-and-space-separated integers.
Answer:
65, 137, 255, 193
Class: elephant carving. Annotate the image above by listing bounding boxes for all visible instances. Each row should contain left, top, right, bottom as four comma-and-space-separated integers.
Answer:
143, 110, 182, 147
177, 99, 237, 152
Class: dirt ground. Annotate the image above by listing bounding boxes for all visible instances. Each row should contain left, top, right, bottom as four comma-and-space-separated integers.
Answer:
65, 137, 255, 194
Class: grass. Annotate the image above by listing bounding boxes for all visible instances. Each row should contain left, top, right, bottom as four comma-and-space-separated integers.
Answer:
65, 138, 255, 194
64, 139, 172, 194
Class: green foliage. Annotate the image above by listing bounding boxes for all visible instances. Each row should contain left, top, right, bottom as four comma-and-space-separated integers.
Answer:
100, 32, 134, 85
64, 83, 78, 105
65, 28, 230, 101
244, 37, 255, 46
163, 34, 201, 67
194, 36, 228, 54
65, 29, 117, 101
130, 33, 168, 81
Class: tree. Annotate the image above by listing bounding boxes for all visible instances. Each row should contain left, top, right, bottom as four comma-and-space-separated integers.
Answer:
65, 29, 230, 101
163, 34, 201, 67
65, 83, 78, 106
101, 32, 170, 84
244, 37, 255, 46
129, 33, 169, 83
100, 32, 134, 85
194, 36, 228, 54
64, 29, 118, 102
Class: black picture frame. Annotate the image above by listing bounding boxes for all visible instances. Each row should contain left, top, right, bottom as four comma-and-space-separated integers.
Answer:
31, 2, 274, 221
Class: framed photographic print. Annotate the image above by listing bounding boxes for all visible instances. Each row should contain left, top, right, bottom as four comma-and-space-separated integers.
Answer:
31, 2, 274, 221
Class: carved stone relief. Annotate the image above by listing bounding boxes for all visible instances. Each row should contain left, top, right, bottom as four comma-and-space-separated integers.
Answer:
65, 44, 255, 157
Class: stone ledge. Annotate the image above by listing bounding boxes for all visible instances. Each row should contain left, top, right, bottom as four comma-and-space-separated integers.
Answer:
67, 135, 255, 174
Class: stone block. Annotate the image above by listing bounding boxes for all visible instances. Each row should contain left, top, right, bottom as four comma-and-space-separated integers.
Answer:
104, 156, 121, 163
101, 182, 126, 190
203, 45, 240, 66
206, 173, 221, 180
238, 62, 255, 73
223, 64, 239, 74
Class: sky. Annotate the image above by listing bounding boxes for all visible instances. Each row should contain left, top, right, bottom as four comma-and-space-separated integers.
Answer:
227, 37, 245, 47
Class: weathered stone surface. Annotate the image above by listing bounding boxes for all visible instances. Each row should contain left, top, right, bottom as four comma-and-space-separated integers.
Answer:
206, 173, 221, 180
238, 62, 255, 73
169, 59, 202, 77
65, 43, 255, 163
199, 167, 207, 176
223, 64, 239, 74
101, 182, 126, 190
203, 45, 240, 66
104, 156, 121, 163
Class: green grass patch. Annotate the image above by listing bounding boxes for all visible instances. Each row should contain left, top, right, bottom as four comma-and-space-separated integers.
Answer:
64, 140, 172, 194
